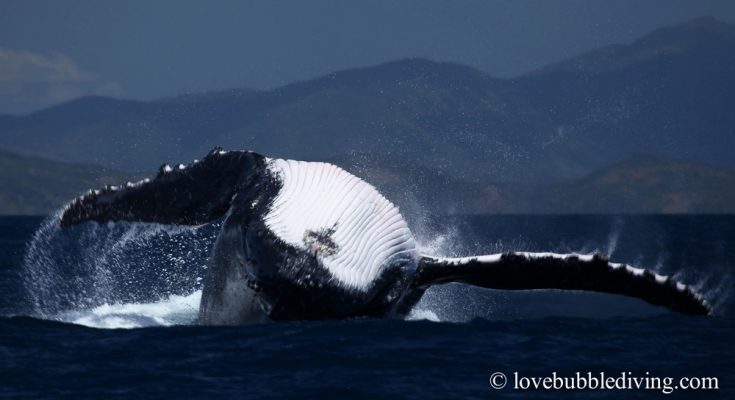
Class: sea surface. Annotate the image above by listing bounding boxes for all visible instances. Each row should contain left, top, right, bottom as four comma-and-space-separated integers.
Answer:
1, 215, 734, 399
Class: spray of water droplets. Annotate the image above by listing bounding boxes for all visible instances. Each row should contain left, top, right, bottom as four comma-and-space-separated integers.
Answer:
21, 211, 220, 328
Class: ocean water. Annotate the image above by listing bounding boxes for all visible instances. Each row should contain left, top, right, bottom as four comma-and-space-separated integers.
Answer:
1, 215, 734, 398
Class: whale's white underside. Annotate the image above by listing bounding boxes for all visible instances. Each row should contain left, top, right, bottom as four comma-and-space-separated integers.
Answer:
264, 159, 417, 290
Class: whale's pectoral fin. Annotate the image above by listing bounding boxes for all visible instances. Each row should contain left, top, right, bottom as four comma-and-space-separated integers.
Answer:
415, 253, 710, 315
59, 148, 265, 227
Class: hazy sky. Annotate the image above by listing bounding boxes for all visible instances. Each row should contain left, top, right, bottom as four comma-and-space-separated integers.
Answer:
1, 0, 734, 114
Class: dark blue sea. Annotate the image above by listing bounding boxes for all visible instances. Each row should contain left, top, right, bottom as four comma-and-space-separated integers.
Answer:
1, 215, 734, 399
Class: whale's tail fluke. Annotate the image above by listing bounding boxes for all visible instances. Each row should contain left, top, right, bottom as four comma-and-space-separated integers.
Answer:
59, 149, 265, 227
414, 252, 711, 315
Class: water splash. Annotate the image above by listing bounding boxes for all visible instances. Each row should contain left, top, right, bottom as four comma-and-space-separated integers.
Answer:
57, 291, 202, 329
406, 308, 440, 322
605, 217, 623, 258
21, 211, 218, 325
410, 215, 519, 322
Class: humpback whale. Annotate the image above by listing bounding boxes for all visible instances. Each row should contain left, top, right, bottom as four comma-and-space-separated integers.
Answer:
59, 149, 711, 324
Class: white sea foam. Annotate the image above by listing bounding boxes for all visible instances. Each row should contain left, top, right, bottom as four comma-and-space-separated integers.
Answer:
406, 308, 440, 322
56, 291, 201, 329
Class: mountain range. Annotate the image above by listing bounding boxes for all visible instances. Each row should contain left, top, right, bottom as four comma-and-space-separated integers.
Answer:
1, 148, 733, 216
0, 16, 733, 215
0, 150, 132, 215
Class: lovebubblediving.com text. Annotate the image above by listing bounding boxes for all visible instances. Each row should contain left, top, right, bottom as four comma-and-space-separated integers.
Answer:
488, 371, 719, 394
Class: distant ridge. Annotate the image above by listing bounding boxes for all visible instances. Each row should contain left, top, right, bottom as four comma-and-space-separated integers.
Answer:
1, 149, 733, 215
468, 155, 735, 214
0, 150, 135, 215
0, 17, 733, 188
